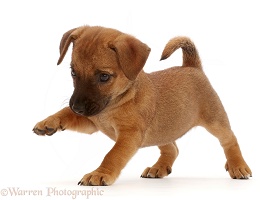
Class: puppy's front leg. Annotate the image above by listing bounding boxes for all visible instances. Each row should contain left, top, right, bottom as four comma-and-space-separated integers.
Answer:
141, 142, 178, 178
33, 107, 97, 136
78, 132, 141, 186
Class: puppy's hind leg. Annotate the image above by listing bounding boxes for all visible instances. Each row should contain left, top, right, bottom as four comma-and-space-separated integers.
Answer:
141, 142, 178, 178
201, 105, 252, 179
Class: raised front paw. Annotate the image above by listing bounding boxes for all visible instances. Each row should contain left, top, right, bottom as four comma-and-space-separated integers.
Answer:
225, 160, 252, 179
33, 116, 64, 136
141, 165, 172, 178
78, 169, 117, 186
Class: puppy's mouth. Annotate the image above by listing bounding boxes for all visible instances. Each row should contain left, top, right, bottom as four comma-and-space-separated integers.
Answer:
69, 99, 110, 117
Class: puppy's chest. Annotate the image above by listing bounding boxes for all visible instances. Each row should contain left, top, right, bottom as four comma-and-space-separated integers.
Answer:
92, 117, 117, 142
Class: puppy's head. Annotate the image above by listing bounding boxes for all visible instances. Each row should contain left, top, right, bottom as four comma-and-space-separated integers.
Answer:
57, 26, 150, 116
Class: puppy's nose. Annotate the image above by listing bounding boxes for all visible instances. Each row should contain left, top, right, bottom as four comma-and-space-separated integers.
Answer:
71, 104, 85, 115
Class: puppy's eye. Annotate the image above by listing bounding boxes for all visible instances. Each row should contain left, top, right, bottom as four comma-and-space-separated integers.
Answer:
99, 73, 110, 82
71, 69, 76, 77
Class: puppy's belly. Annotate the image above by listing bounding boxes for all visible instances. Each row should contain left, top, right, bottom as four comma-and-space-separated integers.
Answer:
140, 105, 197, 147
98, 122, 190, 148
141, 125, 192, 147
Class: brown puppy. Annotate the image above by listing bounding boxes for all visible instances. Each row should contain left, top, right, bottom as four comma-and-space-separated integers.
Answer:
33, 26, 252, 186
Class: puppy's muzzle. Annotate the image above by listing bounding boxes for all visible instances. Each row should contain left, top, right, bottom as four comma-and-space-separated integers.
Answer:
69, 94, 111, 116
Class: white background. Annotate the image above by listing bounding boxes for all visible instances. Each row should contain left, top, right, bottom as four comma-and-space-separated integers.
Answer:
0, 0, 268, 199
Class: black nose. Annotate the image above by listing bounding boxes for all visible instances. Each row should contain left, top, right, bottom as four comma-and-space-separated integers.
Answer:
71, 103, 85, 115
70, 101, 101, 116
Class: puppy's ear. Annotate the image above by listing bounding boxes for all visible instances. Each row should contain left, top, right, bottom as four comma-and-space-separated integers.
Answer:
57, 28, 83, 65
109, 35, 151, 80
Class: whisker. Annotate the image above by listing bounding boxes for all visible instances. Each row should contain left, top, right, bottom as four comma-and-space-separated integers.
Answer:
61, 97, 70, 108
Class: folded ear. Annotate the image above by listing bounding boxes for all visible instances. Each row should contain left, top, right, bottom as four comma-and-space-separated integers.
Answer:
109, 35, 151, 80
57, 27, 83, 65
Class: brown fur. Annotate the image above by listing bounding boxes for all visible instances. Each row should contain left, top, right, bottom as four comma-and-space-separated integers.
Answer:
33, 26, 252, 186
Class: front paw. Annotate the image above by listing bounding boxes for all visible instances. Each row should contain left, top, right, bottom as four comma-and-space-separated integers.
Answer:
141, 165, 172, 178
33, 116, 64, 136
225, 160, 252, 179
78, 169, 117, 186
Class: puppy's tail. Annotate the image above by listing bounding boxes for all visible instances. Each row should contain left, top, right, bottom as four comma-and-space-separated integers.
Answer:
160, 36, 202, 68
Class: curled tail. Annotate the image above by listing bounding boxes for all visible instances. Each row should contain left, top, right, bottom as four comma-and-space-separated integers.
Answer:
160, 36, 202, 68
